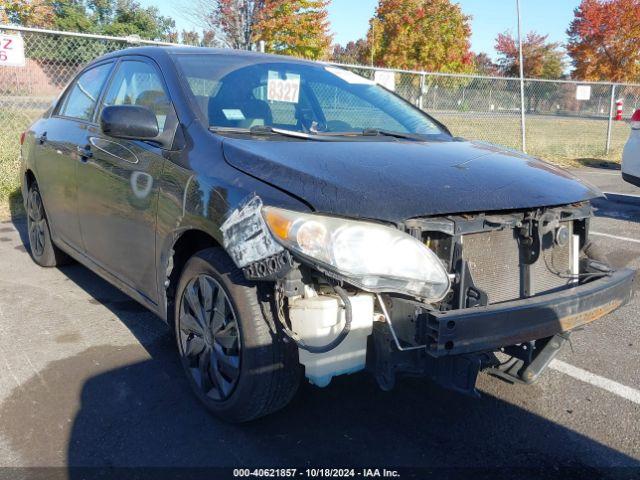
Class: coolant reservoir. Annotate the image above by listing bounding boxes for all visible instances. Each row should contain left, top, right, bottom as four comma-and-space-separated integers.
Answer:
289, 293, 374, 387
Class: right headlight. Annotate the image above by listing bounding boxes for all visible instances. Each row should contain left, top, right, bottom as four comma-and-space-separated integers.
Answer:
262, 206, 451, 302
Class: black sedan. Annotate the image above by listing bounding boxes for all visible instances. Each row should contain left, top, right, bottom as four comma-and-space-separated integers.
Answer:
20, 47, 634, 422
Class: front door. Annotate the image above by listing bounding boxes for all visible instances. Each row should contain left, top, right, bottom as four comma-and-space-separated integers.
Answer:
76, 59, 178, 304
34, 62, 113, 251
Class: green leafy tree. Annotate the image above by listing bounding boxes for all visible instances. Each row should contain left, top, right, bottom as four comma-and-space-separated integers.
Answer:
366, 0, 474, 72
101, 0, 176, 41
51, 0, 93, 32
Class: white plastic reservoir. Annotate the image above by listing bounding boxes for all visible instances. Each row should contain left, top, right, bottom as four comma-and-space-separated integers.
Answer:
289, 293, 374, 387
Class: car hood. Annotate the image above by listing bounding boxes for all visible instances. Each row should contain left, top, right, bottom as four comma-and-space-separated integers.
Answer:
222, 137, 602, 223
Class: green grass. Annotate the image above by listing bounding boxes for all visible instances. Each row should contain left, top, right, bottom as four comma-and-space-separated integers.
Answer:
0, 116, 27, 221
434, 113, 628, 169
0, 110, 630, 220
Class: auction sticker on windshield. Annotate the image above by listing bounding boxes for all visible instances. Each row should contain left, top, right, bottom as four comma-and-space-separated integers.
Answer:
0, 34, 25, 67
267, 72, 300, 103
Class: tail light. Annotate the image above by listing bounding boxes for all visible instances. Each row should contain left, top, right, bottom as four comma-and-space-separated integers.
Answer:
632, 109, 640, 130
19, 131, 26, 145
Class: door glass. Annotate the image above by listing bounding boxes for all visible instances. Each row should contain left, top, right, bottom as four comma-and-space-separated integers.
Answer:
58, 63, 112, 121
102, 61, 173, 132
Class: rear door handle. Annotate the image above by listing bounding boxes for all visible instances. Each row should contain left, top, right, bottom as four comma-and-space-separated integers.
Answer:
38, 132, 47, 144
76, 145, 93, 162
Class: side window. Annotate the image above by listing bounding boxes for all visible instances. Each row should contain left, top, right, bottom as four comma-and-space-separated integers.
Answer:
101, 60, 174, 133
58, 63, 112, 121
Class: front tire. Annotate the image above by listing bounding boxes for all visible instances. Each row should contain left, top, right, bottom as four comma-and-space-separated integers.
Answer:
26, 183, 71, 267
175, 248, 300, 422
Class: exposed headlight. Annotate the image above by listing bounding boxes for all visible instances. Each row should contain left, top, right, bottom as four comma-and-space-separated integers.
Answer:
262, 206, 451, 301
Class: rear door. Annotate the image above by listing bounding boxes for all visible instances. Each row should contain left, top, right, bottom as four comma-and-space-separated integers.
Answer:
34, 62, 113, 251
76, 57, 179, 304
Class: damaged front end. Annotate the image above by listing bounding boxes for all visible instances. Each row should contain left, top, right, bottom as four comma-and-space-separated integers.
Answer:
221, 197, 635, 395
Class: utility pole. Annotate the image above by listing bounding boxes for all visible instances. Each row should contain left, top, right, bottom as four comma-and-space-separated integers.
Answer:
517, 0, 526, 153
371, 22, 375, 66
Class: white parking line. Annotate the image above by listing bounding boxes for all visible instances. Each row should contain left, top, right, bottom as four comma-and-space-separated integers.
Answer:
590, 231, 640, 244
575, 171, 620, 176
550, 360, 640, 405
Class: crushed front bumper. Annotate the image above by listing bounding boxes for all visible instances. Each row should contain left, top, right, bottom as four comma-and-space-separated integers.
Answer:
423, 268, 635, 357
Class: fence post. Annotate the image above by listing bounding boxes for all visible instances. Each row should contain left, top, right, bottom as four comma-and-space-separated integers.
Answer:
605, 83, 616, 155
419, 73, 425, 110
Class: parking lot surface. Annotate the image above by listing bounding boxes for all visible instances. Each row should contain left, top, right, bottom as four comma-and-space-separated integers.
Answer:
0, 165, 638, 476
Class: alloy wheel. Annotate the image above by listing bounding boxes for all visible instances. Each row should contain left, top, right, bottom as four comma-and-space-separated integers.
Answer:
178, 274, 241, 401
27, 188, 46, 257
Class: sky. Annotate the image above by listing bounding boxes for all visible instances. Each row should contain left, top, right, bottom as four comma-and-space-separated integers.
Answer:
139, 0, 582, 59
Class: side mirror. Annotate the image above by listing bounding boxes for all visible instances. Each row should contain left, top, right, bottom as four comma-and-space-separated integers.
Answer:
100, 105, 159, 140
631, 109, 640, 130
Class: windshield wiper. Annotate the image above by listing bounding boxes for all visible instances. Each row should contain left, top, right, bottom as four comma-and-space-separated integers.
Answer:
361, 128, 424, 141
209, 125, 322, 140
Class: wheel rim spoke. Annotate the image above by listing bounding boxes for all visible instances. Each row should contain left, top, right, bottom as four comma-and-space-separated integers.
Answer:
210, 353, 233, 398
180, 312, 204, 337
215, 321, 238, 350
211, 286, 227, 333
213, 341, 240, 377
198, 276, 214, 324
184, 335, 206, 357
197, 349, 214, 394
184, 283, 206, 326
27, 190, 45, 256
178, 274, 241, 402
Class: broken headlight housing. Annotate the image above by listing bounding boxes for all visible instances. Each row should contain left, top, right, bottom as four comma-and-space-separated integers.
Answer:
262, 206, 451, 301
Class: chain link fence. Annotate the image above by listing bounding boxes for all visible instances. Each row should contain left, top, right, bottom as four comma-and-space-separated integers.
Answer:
330, 63, 640, 163
2, 25, 640, 210
0, 25, 181, 208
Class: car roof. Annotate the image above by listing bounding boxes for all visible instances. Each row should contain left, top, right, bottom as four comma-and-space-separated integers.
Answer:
90, 46, 320, 67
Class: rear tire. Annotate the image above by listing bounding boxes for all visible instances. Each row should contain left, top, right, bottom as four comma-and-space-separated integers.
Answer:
174, 248, 300, 422
26, 183, 72, 267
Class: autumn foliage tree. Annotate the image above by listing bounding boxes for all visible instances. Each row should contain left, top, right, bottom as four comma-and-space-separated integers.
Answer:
186, 0, 331, 59
254, 0, 331, 59
495, 31, 564, 79
567, 0, 640, 82
331, 39, 368, 64
0, 0, 55, 27
366, 0, 473, 72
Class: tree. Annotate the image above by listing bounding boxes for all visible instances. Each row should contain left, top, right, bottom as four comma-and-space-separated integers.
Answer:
331, 39, 368, 64
495, 31, 564, 79
473, 53, 500, 76
3, 0, 177, 41
101, 0, 176, 41
182, 29, 201, 46
366, 0, 473, 72
185, 0, 265, 49
567, 0, 640, 82
495, 31, 564, 113
51, 0, 94, 32
254, 0, 331, 59
0, 0, 55, 27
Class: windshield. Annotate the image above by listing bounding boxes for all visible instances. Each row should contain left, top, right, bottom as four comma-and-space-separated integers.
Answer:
173, 54, 446, 138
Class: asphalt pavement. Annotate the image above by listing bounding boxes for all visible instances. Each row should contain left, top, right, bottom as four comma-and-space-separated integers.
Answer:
0, 165, 638, 478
